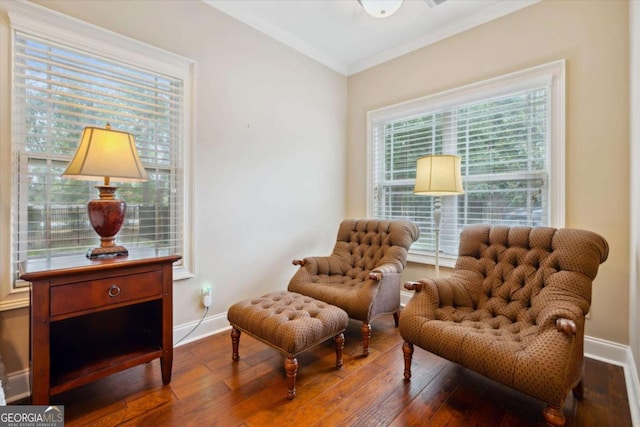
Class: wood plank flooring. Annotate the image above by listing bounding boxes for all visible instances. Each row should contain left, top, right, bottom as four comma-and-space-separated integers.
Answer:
48, 316, 632, 426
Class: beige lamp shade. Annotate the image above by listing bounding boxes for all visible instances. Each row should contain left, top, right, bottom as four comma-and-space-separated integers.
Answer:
414, 154, 464, 196
62, 124, 149, 183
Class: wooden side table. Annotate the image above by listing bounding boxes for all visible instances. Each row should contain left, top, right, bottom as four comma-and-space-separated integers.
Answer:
20, 251, 181, 405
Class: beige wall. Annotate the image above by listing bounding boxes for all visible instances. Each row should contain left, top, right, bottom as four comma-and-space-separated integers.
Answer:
0, 0, 347, 392
0, 308, 28, 377
347, 0, 630, 344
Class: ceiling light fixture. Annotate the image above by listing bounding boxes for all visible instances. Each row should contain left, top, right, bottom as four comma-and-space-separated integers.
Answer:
358, 0, 404, 18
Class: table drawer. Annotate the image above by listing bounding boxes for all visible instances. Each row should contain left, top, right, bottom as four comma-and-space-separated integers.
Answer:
50, 270, 163, 317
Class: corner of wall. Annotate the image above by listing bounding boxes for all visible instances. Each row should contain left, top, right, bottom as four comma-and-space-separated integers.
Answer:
624, 348, 640, 427
630, 0, 640, 408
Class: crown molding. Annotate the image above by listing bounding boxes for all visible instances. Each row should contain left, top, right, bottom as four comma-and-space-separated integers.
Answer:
203, 0, 539, 76
348, 0, 539, 75
202, 0, 349, 75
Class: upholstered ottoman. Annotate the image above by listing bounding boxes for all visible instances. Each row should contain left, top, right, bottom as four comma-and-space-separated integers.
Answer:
227, 291, 349, 399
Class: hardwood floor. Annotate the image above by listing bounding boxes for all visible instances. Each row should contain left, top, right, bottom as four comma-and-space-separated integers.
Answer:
49, 316, 631, 426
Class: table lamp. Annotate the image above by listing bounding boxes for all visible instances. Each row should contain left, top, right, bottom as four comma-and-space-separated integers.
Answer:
414, 154, 464, 277
62, 123, 148, 258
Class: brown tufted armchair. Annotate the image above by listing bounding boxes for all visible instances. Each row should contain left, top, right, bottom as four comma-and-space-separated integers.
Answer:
288, 219, 420, 356
400, 224, 608, 426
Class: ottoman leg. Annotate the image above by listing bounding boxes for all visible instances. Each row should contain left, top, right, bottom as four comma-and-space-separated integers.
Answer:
231, 327, 241, 361
285, 357, 298, 400
335, 333, 345, 368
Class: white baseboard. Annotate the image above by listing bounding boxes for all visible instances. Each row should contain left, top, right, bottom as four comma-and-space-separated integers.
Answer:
584, 335, 630, 365
5, 308, 640, 427
585, 336, 640, 427
4, 368, 30, 404
400, 290, 413, 307
172, 310, 231, 347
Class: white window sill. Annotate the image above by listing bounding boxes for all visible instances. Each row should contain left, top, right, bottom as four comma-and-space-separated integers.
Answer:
406, 251, 457, 268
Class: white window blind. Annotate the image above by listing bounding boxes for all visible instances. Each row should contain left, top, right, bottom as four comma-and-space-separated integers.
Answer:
11, 30, 185, 281
368, 61, 565, 264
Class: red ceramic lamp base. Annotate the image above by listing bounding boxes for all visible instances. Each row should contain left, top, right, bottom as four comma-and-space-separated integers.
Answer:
86, 185, 128, 259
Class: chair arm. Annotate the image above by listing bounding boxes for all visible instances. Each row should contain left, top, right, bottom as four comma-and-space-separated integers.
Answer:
290, 256, 344, 276
401, 279, 439, 321
404, 281, 424, 292
291, 257, 319, 275
556, 318, 577, 336
370, 262, 404, 281
369, 271, 383, 281
537, 305, 582, 335
403, 275, 477, 309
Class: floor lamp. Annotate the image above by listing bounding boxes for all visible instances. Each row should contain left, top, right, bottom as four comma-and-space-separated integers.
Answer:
414, 154, 464, 278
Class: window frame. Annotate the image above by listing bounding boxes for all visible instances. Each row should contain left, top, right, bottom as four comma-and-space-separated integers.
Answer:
366, 60, 565, 266
0, 1, 195, 310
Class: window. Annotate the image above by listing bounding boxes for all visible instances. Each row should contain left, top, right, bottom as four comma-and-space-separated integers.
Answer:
367, 61, 565, 265
1, 4, 194, 308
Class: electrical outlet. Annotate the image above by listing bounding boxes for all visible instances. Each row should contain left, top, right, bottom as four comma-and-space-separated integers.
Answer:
202, 286, 212, 308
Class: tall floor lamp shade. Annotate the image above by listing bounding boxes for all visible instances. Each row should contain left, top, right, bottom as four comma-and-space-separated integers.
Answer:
62, 123, 148, 258
414, 154, 464, 277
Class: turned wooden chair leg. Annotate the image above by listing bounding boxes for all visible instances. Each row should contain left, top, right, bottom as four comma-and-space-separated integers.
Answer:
361, 322, 371, 356
231, 327, 241, 361
285, 357, 298, 400
572, 379, 584, 399
334, 333, 345, 368
543, 403, 565, 427
403, 341, 414, 380
393, 311, 399, 327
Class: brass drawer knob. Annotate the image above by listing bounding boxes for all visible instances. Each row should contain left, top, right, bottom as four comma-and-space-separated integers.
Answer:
108, 285, 121, 297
